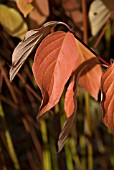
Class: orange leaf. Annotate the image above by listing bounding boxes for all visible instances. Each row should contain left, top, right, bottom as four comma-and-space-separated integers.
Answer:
32, 31, 78, 117
64, 80, 75, 118
29, 0, 49, 27
58, 64, 88, 152
74, 39, 102, 100
16, 0, 33, 17
101, 63, 114, 135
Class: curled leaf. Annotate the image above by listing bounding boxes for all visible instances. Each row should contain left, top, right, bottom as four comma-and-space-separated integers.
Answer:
101, 63, 114, 135
10, 21, 60, 82
32, 31, 78, 117
58, 65, 87, 152
58, 111, 76, 152
0, 4, 28, 39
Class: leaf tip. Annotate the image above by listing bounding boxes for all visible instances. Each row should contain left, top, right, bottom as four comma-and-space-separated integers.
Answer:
57, 136, 65, 153
9, 68, 13, 82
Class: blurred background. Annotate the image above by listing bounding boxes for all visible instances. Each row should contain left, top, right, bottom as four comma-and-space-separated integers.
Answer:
0, 0, 114, 170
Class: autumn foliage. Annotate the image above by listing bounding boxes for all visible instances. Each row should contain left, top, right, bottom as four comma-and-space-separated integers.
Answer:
9, 19, 114, 151
1, 1, 114, 169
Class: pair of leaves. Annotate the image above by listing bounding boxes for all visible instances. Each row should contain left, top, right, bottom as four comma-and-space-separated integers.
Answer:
16, 0, 49, 27
0, 4, 28, 40
32, 30, 102, 116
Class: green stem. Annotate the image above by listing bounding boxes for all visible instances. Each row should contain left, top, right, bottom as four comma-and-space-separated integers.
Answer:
0, 103, 20, 170
60, 113, 74, 170
80, 135, 86, 170
40, 119, 52, 170
85, 92, 93, 170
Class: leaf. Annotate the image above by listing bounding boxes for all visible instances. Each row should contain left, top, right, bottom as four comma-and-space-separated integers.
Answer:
32, 31, 78, 117
64, 80, 75, 118
29, 0, 49, 27
74, 38, 102, 100
58, 111, 76, 152
101, 63, 114, 135
88, 0, 111, 36
0, 4, 28, 39
62, 0, 83, 30
58, 65, 86, 152
16, 0, 33, 17
10, 21, 59, 82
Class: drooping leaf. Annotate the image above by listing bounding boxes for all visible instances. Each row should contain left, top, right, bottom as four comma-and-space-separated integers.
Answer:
58, 111, 76, 152
0, 4, 28, 39
10, 21, 60, 82
74, 38, 102, 100
58, 65, 86, 152
64, 80, 75, 118
101, 63, 114, 135
16, 0, 33, 17
32, 31, 78, 118
29, 0, 49, 27
88, 0, 111, 36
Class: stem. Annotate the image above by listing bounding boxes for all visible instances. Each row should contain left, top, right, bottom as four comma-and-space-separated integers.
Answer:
60, 20, 110, 66
82, 1, 93, 170
93, 19, 111, 50
72, 33, 110, 66
85, 92, 93, 170
40, 119, 52, 170
59, 21, 73, 32
0, 103, 20, 170
82, 0, 88, 43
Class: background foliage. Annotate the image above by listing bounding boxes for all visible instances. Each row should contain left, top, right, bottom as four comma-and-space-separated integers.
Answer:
0, 0, 114, 170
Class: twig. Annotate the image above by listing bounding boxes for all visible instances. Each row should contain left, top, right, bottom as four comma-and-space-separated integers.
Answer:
93, 19, 111, 49
17, 73, 41, 102
82, 1, 93, 170
0, 62, 18, 104
82, 0, 88, 43
0, 95, 18, 110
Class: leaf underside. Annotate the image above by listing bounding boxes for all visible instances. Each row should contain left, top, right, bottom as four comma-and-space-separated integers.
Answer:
9, 21, 60, 82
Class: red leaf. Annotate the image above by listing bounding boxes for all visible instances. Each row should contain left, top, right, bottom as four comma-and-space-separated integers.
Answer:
101, 63, 114, 135
64, 80, 75, 118
74, 39, 102, 100
32, 31, 78, 117
10, 21, 59, 81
